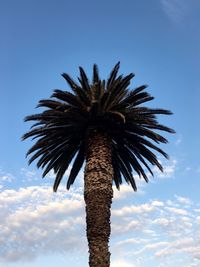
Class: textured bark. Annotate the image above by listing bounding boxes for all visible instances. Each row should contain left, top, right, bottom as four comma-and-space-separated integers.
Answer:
84, 131, 113, 267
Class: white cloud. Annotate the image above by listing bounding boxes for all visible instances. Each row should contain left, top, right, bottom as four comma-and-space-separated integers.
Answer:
153, 217, 170, 226
145, 241, 169, 250
151, 200, 164, 207
153, 159, 177, 179
165, 206, 188, 216
155, 238, 200, 260
196, 216, 200, 224
111, 259, 136, 267
0, 169, 15, 189
133, 241, 170, 256
0, 182, 200, 266
112, 158, 177, 198
112, 220, 141, 236
115, 238, 148, 247
161, 0, 189, 23
110, 195, 200, 266
112, 203, 156, 217
175, 195, 193, 206
20, 167, 39, 183
175, 135, 183, 145
19, 163, 85, 188
113, 184, 135, 199
0, 185, 86, 263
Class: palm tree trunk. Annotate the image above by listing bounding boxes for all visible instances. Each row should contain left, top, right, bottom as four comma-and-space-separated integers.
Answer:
84, 130, 113, 267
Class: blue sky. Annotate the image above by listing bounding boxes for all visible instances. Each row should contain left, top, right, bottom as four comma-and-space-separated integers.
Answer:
0, 0, 200, 266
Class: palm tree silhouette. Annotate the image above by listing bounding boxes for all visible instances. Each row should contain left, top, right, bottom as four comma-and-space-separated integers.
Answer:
23, 62, 175, 267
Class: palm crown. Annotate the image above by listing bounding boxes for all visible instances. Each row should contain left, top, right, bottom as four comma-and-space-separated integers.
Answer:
23, 62, 174, 191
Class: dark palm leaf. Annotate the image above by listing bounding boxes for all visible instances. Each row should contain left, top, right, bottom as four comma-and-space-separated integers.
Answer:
23, 62, 174, 191
114, 151, 137, 191
62, 72, 79, 90
124, 132, 169, 159
112, 157, 122, 189
53, 146, 78, 192
51, 90, 84, 108
36, 99, 68, 111
93, 64, 100, 84
79, 67, 91, 93
107, 61, 120, 89
67, 143, 85, 189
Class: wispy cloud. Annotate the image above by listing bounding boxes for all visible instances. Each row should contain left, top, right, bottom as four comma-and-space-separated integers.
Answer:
0, 186, 86, 263
151, 158, 177, 179
175, 195, 193, 206
111, 195, 200, 266
0, 169, 15, 189
155, 238, 200, 260
0, 161, 199, 266
161, 0, 189, 23
111, 259, 136, 267
165, 206, 188, 215
175, 134, 183, 145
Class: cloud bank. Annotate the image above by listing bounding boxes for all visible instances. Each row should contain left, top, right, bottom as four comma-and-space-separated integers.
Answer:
0, 184, 200, 266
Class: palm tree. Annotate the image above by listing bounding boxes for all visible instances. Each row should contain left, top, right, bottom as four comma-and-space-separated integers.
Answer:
22, 62, 174, 267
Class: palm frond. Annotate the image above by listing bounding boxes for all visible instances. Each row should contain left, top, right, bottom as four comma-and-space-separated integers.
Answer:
51, 90, 84, 108
112, 157, 122, 189
23, 62, 174, 191
114, 151, 137, 191
79, 67, 91, 93
62, 73, 79, 91
53, 147, 78, 192
107, 61, 120, 89
93, 64, 99, 84
67, 143, 85, 189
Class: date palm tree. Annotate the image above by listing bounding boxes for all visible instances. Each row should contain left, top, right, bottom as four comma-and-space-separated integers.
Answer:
22, 62, 174, 267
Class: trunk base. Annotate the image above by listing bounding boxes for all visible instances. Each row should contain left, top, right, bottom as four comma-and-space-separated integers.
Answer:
88, 241, 110, 267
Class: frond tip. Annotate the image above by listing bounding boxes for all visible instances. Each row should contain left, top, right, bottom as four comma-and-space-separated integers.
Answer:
23, 62, 175, 191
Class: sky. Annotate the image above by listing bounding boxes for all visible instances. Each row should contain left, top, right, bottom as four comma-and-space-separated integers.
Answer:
0, 0, 200, 266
